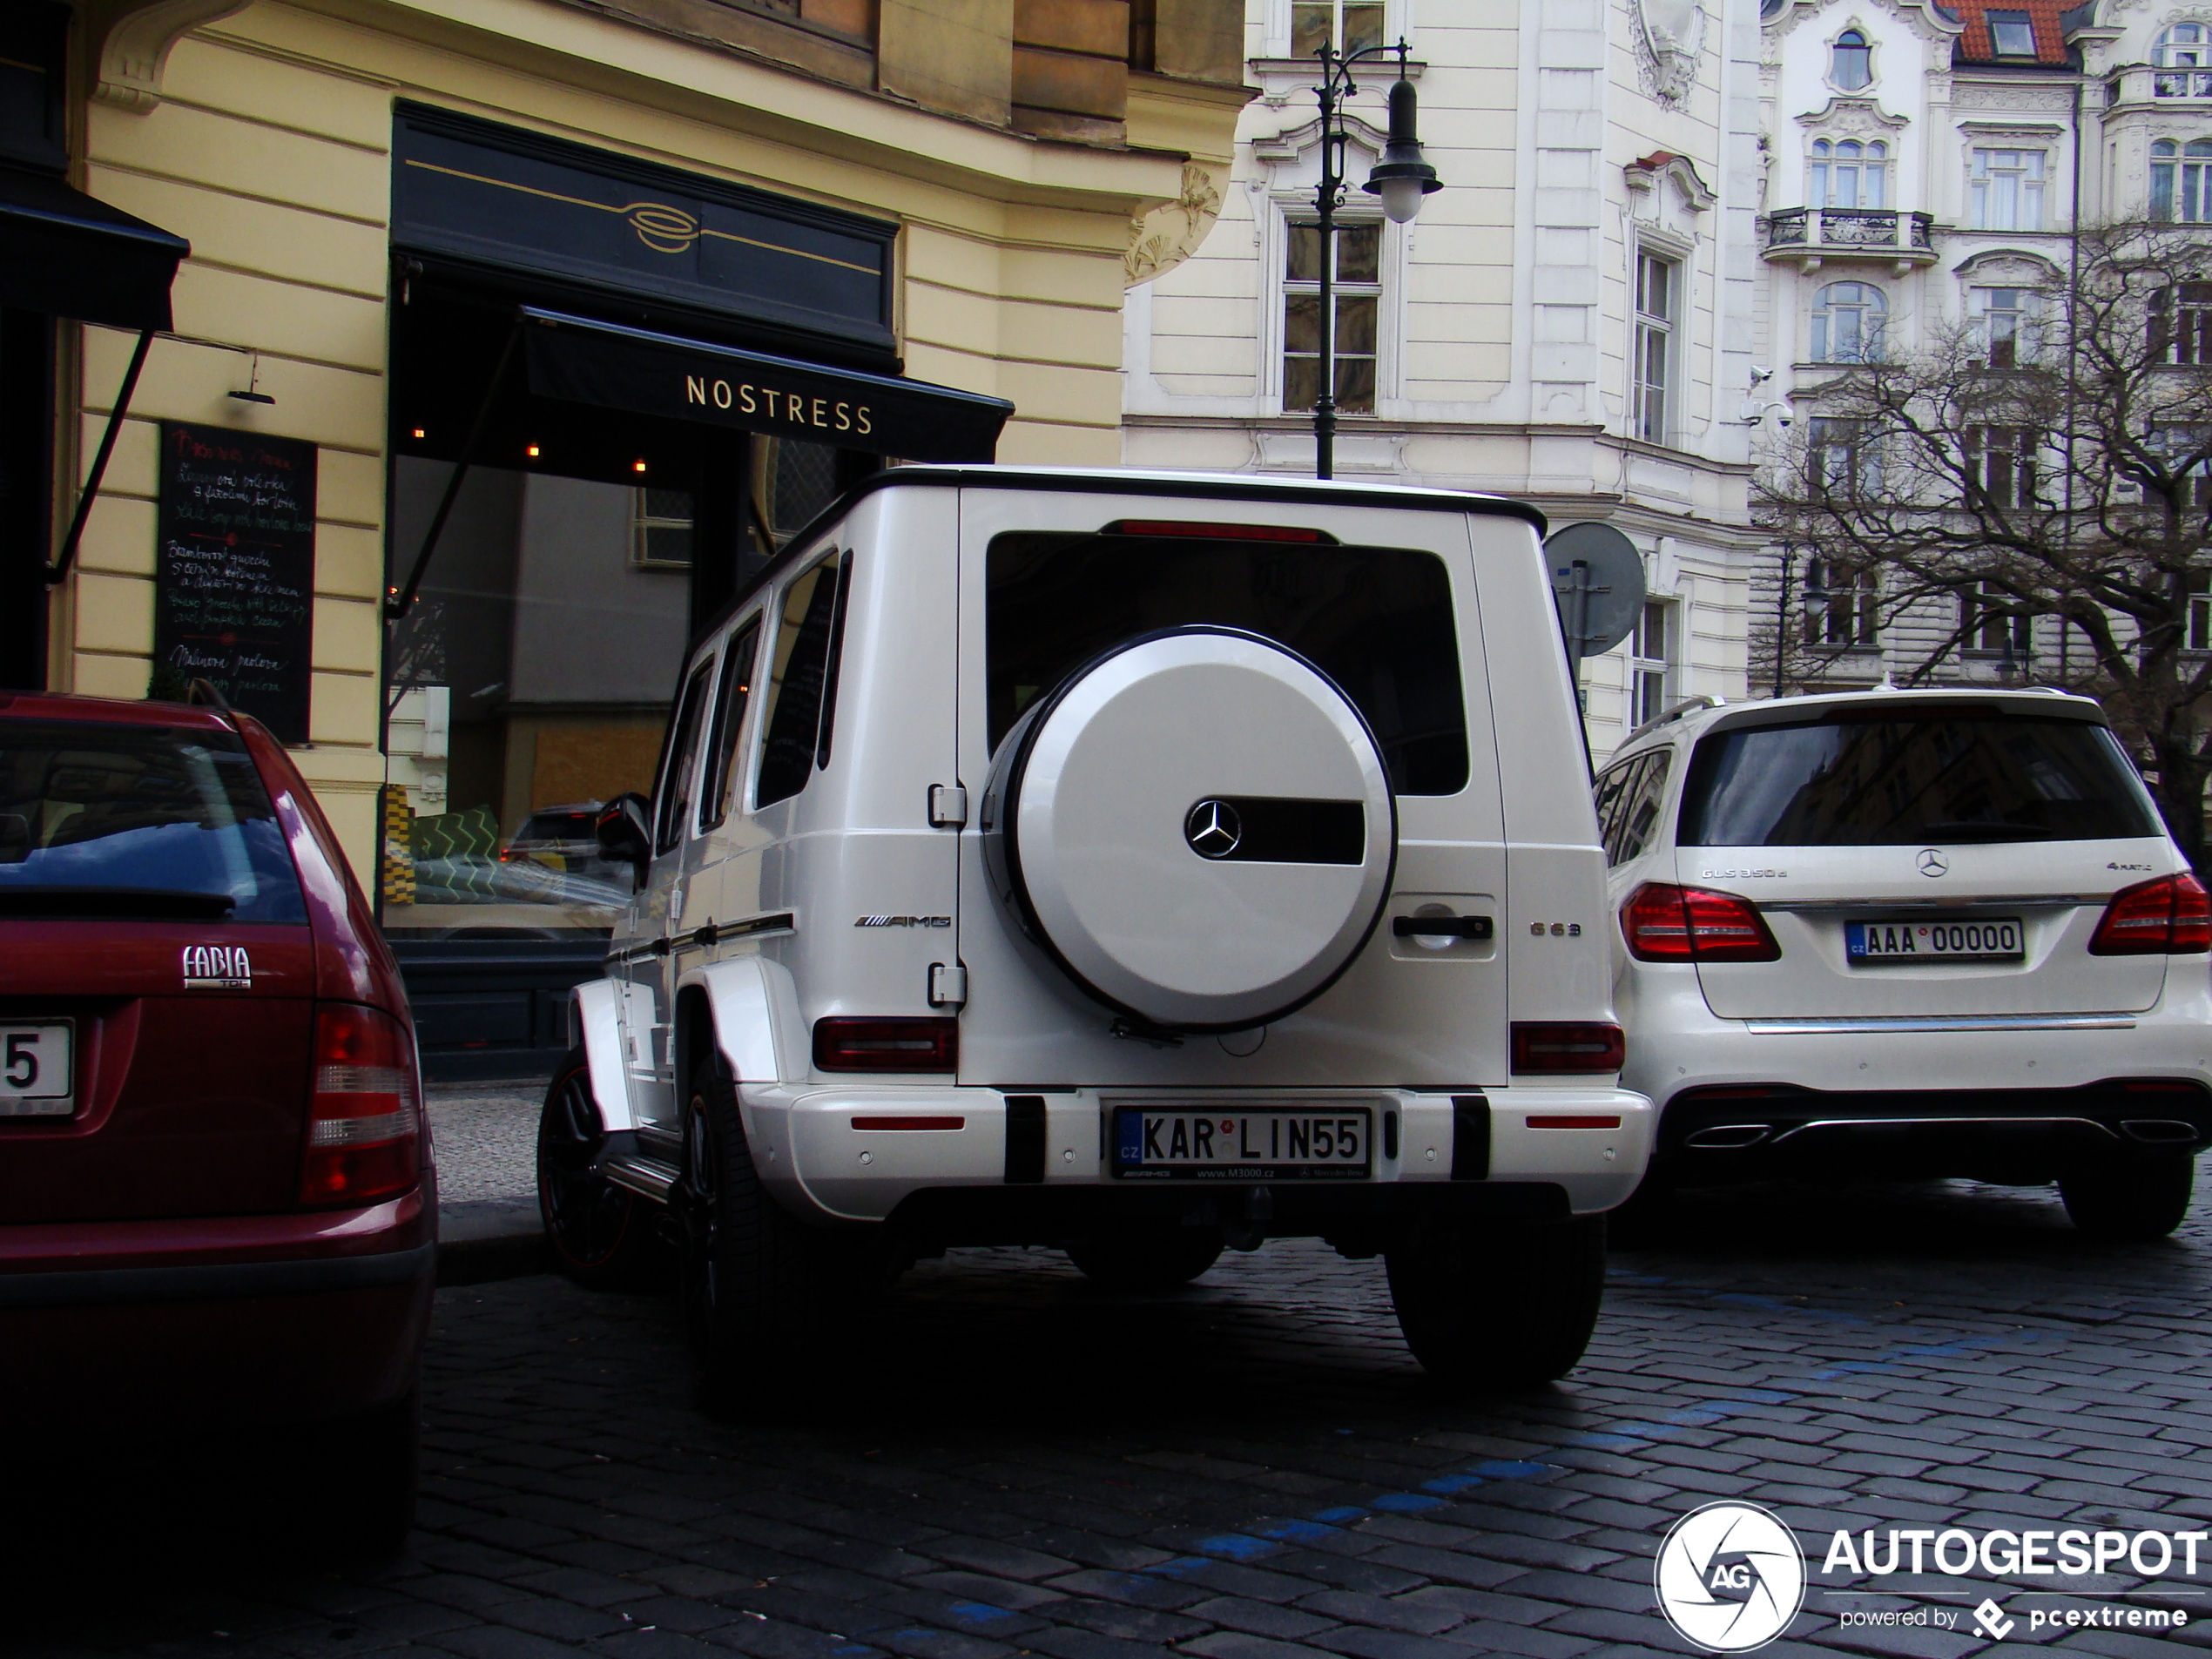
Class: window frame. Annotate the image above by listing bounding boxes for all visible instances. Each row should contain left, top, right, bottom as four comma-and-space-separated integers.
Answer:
1279, 213, 1386, 416
1967, 148, 2046, 231
1810, 138, 1889, 211
1984, 11, 2035, 58
698, 612, 765, 833
2151, 139, 2212, 222
1968, 285, 2039, 369
1829, 28, 1873, 91
752, 550, 851, 813
1283, 0, 1390, 57
1803, 556, 1880, 651
1959, 580, 2032, 658
1633, 248, 1678, 447
1807, 415, 1882, 498
1631, 599, 1675, 728
652, 656, 719, 856
2155, 23, 2212, 98
1810, 280, 1885, 364
1964, 424, 2038, 509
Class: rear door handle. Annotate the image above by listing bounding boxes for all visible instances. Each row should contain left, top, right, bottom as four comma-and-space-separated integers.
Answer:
1393, 915, 1493, 940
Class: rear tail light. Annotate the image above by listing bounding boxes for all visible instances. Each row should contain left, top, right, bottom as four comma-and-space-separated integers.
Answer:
300, 1003, 422, 1207
1510, 1022, 1626, 1074
813, 1016, 959, 1073
2089, 873, 2212, 955
1622, 882, 1782, 963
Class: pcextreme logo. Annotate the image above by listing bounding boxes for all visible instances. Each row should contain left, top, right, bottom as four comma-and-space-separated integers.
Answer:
1655, 1502, 1806, 1652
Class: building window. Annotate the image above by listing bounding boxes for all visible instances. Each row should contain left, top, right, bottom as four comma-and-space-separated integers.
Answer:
2156, 24, 2212, 98
1283, 219, 1380, 414
1985, 10, 2035, 57
1632, 601, 1674, 725
2191, 571, 2212, 651
2154, 426, 2212, 509
1811, 138, 1888, 210
1969, 287, 2037, 368
2151, 282, 2212, 365
1291, 0, 1385, 56
1965, 425, 2037, 509
1968, 149, 2045, 230
1831, 28, 1872, 91
1807, 415, 1881, 496
1961, 581, 2031, 658
1634, 251, 1676, 445
2152, 140, 2212, 222
631, 489, 695, 570
1804, 557, 1878, 648
1811, 280, 1885, 363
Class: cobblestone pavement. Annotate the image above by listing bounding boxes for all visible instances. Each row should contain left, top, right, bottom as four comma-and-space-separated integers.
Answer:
427, 1089, 542, 1207
11, 1173, 2212, 1659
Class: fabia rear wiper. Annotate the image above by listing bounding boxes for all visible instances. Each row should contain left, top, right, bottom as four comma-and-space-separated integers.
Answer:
0, 886, 239, 919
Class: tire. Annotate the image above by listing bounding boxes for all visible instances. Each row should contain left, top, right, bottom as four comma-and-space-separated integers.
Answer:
538, 1046, 668, 1290
322, 1387, 419, 1555
2059, 1150, 2195, 1241
1386, 1214, 1607, 1389
1066, 1231, 1224, 1290
678, 1046, 874, 1402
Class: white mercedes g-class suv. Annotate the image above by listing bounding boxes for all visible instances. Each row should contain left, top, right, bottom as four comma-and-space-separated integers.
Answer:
537, 468, 1651, 1391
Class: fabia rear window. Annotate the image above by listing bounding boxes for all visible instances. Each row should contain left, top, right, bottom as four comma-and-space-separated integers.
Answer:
1679, 713, 2161, 846
987, 530, 1469, 795
0, 721, 307, 921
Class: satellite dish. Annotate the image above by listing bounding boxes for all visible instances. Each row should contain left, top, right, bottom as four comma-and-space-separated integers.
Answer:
1545, 522, 1646, 673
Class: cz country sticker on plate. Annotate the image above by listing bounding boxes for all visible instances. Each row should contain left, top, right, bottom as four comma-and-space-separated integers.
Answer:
1846, 918, 2026, 965
1112, 1107, 1371, 1180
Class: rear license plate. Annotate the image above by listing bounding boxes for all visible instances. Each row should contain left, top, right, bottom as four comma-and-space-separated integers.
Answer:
0, 1021, 74, 1116
1111, 1107, 1371, 1180
1846, 918, 2025, 965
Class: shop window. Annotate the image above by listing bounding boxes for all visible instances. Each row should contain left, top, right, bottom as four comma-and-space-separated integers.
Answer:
1632, 600, 1674, 726
1965, 425, 2036, 509
1985, 11, 2035, 57
1811, 280, 1885, 363
1830, 29, 1872, 91
755, 555, 849, 810
1969, 287, 2038, 368
1292, 0, 1386, 57
1811, 139, 1887, 211
1968, 149, 2044, 230
755, 435, 844, 545
0, 2, 66, 174
2156, 24, 2212, 98
654, 658, 718, 855
1284, 219, 1381, 415
2151, 140, 2212, 222
1634, 251, 1676, 445
1804, 557, 1878, 649
632, 489, 695, 570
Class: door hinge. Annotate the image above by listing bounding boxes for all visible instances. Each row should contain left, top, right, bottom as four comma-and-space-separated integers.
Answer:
928, 783, 968, 828
928, 961, 968, 1008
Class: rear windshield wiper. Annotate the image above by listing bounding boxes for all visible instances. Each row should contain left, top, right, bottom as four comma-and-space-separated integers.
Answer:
0, 887, 239, 920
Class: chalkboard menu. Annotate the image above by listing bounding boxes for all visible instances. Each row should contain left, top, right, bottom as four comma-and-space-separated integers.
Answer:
152, 422, 318, 743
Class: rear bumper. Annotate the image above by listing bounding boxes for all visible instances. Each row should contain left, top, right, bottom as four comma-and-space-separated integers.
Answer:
736, 1082, 1655, 1226
0, 1190, 435, 1431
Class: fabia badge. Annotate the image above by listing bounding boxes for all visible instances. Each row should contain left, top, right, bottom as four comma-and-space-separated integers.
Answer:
1184, 799, 1242, 860
1655, 1501, 1806, 1652
182, 944, 253, 989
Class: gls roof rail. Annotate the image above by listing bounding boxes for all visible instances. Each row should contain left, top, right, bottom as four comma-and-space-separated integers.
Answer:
1623, 694, 1726, 747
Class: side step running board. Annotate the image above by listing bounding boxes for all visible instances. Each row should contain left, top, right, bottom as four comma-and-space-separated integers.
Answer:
601, 1152, 680, 1203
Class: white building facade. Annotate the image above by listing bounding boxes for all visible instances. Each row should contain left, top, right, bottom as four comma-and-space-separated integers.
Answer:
1119, 0, 1769, 756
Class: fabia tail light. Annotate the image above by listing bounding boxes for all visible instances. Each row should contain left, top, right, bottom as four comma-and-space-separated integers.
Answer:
1622, 882, 1782, 963
300, 1003, 422, 1206
2090, 873, 2212, 955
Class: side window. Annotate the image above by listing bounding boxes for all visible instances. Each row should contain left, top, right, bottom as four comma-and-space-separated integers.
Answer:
1617, 749, 1673, 865
700, 617, 763, 833
653, 659, 716, 856
1594, 759, 1640, 864
755, 554, 850, 810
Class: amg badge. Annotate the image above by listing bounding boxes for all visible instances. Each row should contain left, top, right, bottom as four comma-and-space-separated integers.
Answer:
854, 915, 951, 928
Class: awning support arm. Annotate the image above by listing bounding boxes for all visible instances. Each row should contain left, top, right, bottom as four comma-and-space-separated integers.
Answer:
384, 321, 520, 622
45, 327, 156, 586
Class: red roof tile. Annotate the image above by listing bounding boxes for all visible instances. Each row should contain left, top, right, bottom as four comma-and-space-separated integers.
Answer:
1947, 0, 2073, 66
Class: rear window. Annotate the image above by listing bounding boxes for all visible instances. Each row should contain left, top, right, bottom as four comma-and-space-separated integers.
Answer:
987, 531, 1468, 795
0, 720, 307, 921
1679, 713, 2161, 846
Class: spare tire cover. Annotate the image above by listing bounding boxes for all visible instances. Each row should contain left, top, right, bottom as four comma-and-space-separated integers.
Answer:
993, 626, 1396, 1032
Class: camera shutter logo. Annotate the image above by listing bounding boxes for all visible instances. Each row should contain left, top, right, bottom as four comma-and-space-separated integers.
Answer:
1655, 1501, 1806, 1652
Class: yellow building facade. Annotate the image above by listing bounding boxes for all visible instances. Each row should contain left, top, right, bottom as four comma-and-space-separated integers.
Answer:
16, 0, 1244, 1073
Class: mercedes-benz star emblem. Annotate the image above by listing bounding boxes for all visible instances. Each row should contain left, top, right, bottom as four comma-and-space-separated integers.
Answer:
1917, 848, 1950, 878
1184, 799, 1242, 860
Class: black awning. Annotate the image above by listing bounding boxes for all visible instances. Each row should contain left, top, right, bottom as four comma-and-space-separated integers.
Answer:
518, 307, 1013, 462
0, 167, 189, 332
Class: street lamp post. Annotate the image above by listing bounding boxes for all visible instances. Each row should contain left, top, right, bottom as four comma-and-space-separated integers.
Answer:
1308, 39, 1440, 481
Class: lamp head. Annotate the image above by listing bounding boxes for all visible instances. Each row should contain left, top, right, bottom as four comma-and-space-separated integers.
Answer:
1361, 78, 1440, 225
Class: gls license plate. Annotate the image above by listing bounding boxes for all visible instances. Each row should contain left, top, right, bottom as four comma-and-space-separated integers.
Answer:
0, 1021, 74, 1116
1112, 1108, 1371, 1180
1847, 918, 2026, 965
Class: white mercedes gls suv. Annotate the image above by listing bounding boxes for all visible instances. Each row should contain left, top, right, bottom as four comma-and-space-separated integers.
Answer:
1598, 686, 2211, 1238
536, 466, 1652, 1393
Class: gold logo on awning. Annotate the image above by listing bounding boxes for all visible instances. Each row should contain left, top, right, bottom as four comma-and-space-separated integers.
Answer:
625, 202, 699, 253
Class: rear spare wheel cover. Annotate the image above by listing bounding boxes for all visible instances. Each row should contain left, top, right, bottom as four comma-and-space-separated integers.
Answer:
1001, 626, 1396, 1031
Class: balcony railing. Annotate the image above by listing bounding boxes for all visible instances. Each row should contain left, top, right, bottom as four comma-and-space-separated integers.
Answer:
1765, 207, 1937, 255
2157, 68, 2212, 98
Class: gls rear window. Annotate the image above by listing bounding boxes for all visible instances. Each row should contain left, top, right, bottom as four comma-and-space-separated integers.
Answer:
0, 720, 307, 921
1679, 714, 2161, 847
987, 532, 1469, 795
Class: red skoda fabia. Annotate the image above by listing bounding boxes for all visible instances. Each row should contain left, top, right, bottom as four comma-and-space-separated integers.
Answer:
0, 693, 432, 1548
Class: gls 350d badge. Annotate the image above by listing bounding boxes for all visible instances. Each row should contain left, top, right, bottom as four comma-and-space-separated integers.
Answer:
1656, 1501, 1807, 1652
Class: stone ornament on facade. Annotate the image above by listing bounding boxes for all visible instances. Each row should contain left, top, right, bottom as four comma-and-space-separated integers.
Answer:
1633, 0, 1708, 103
1126, 163, 1227, 286
1795, 97, 1908, 136
90, 0, 251, 111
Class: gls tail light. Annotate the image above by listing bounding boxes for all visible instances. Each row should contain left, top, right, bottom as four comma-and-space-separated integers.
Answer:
300, 1003, 423, 1206
813, 1016, 960, 1073
2089, 873, 2212, 955
1622, 882, 1782, 963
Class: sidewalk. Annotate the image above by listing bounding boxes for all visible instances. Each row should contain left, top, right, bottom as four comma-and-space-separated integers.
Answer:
427, 1082, 549, 1283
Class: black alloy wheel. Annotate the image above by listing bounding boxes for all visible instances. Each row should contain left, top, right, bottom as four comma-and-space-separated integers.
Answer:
538, 1046, 666, 1289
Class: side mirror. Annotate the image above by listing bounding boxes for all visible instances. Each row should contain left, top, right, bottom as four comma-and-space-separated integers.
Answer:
597, 792, 652, 886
